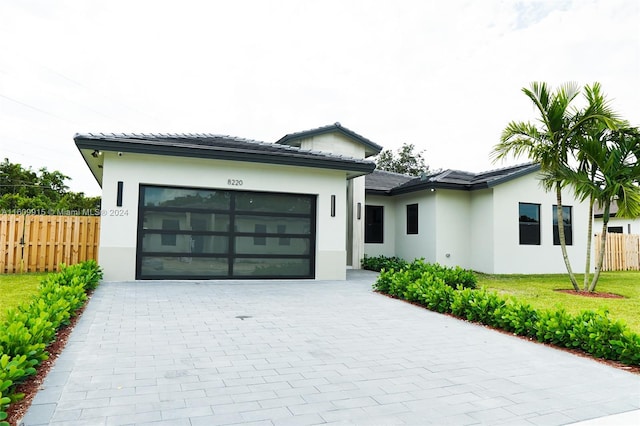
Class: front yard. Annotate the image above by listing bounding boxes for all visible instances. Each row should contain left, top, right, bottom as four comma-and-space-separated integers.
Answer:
479, 271, 640, 334
3, 270, 639, 333
0, 273, 45, 322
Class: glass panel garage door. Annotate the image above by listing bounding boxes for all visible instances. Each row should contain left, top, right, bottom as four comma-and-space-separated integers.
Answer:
136, 185, 316, 279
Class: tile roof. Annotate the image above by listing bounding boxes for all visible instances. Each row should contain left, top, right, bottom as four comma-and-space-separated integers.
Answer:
75, 132, 375, 173
367, 163, 540, 195
594, 203, 620, 218
365, 170, 415, 194
276, 122, 383, 157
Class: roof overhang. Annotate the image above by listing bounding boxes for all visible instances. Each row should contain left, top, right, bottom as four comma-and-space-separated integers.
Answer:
371, 163, 541, 196
75, 133, 376, 187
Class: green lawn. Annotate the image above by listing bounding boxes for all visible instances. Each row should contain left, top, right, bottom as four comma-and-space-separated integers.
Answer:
0, 273, 45, 322
478, 272, 640, 334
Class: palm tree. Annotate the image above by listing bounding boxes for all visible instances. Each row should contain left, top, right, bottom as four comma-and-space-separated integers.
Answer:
493, 82, 582, 290
565, 126, 640, 291
570, 83, 623, 290
492, 82, 621, 290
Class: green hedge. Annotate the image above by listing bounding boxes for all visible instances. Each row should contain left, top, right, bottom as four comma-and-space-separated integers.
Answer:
371, 258, 477, 294
373, 263, 640, 366
0, 260, 102, 425
361, 255, 408, 272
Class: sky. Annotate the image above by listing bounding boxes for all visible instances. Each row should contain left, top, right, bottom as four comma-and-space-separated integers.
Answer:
1, 0, 638, 196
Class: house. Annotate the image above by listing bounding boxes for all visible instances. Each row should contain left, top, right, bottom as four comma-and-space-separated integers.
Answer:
75, 123, 379, 281
75, 123, 590, 281
594, 204, 640, 234
364, 164, 591, 274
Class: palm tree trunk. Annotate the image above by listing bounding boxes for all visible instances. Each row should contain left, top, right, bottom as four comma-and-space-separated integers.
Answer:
583, 196, 594, 291
556, 184, 579, 290
589, 203, 611, 292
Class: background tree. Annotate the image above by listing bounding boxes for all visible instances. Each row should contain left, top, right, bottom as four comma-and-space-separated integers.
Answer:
376, 143, 430, 176
0, 158, 100, 213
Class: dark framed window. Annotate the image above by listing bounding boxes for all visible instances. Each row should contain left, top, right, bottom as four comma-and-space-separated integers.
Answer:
552, 205, 573, 245
608, 226, 623, 234
137, 185, 316, 279
519, 203, 540, 245
365, 205, 384, 243
406, 204, 418, 234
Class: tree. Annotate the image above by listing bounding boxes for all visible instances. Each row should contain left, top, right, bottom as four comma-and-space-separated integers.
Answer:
376, 143, 430, 176
564, 126, 640, 291
0, 158, 38, 198
491, 82, 622, 291
0, 158, 100, 213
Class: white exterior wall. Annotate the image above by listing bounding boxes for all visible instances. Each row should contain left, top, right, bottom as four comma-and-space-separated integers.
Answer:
349, 176, 366, 268
295, 133, 368, 269
363, 195, 396, 258
298, 134, 366, 159
99, 152, 348, 281
433, 190, 471, 268
469, 189, 494, 272
594, 217, 640, 234
364, 172, 591, 275
491, 173, 591, 274
394, 192, 437, 262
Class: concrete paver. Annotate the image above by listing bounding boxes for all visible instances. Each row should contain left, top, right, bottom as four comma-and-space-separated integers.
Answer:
22, 270, 640, 425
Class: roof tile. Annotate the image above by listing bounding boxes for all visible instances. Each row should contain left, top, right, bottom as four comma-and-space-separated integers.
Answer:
367, 163, 540, 194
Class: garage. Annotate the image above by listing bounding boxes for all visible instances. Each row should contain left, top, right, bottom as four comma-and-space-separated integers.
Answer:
74, 123, 379, 281
137, 185, 316, 279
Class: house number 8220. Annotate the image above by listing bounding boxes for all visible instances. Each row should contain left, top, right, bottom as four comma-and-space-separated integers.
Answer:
227, 179, 243, 186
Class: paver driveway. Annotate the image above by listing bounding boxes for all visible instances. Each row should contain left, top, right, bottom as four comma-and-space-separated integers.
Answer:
23, 270, 639, 425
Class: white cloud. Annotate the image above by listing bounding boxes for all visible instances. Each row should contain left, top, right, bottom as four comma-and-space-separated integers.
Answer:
0, 0, 638, 195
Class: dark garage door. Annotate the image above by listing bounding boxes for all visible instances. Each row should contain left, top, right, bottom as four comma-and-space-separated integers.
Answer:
136, 185, 316, 279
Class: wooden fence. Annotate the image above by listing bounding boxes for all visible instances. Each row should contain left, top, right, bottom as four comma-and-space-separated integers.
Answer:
594, 233, 640, 271
0, 214, 100, 273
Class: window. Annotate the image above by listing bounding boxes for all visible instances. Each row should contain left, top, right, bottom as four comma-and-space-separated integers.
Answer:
161, 219, 179, 246
608, 226, 623, 234
552, 205, 572, 245
406, 204, 418, 234
365, 205, 384, 243
519, 203, 540, 245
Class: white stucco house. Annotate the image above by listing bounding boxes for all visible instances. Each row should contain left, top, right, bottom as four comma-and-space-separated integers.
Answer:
364, 165, 590, 274
75, 123, 590, 281
594, 204, 640, 235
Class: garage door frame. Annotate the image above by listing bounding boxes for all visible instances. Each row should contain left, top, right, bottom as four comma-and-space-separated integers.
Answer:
135, 184, 317, 280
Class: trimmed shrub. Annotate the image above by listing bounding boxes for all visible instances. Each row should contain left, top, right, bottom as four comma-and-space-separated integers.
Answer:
496, 299, 539, 338
0, 260, 102, 423
362, 255, 408, 272
450, 287, 506, 326
370, 257, 477, 291
373, 265, 640, 366
416, 275, 454, 314
372, 268, 394, 293
433, 265, 478, 290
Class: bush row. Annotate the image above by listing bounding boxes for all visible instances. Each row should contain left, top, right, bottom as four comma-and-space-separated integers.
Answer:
371, 257, 478, 292
0, 260, 102, 425
361, 255, 408, 272
373, 262, 640, 366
